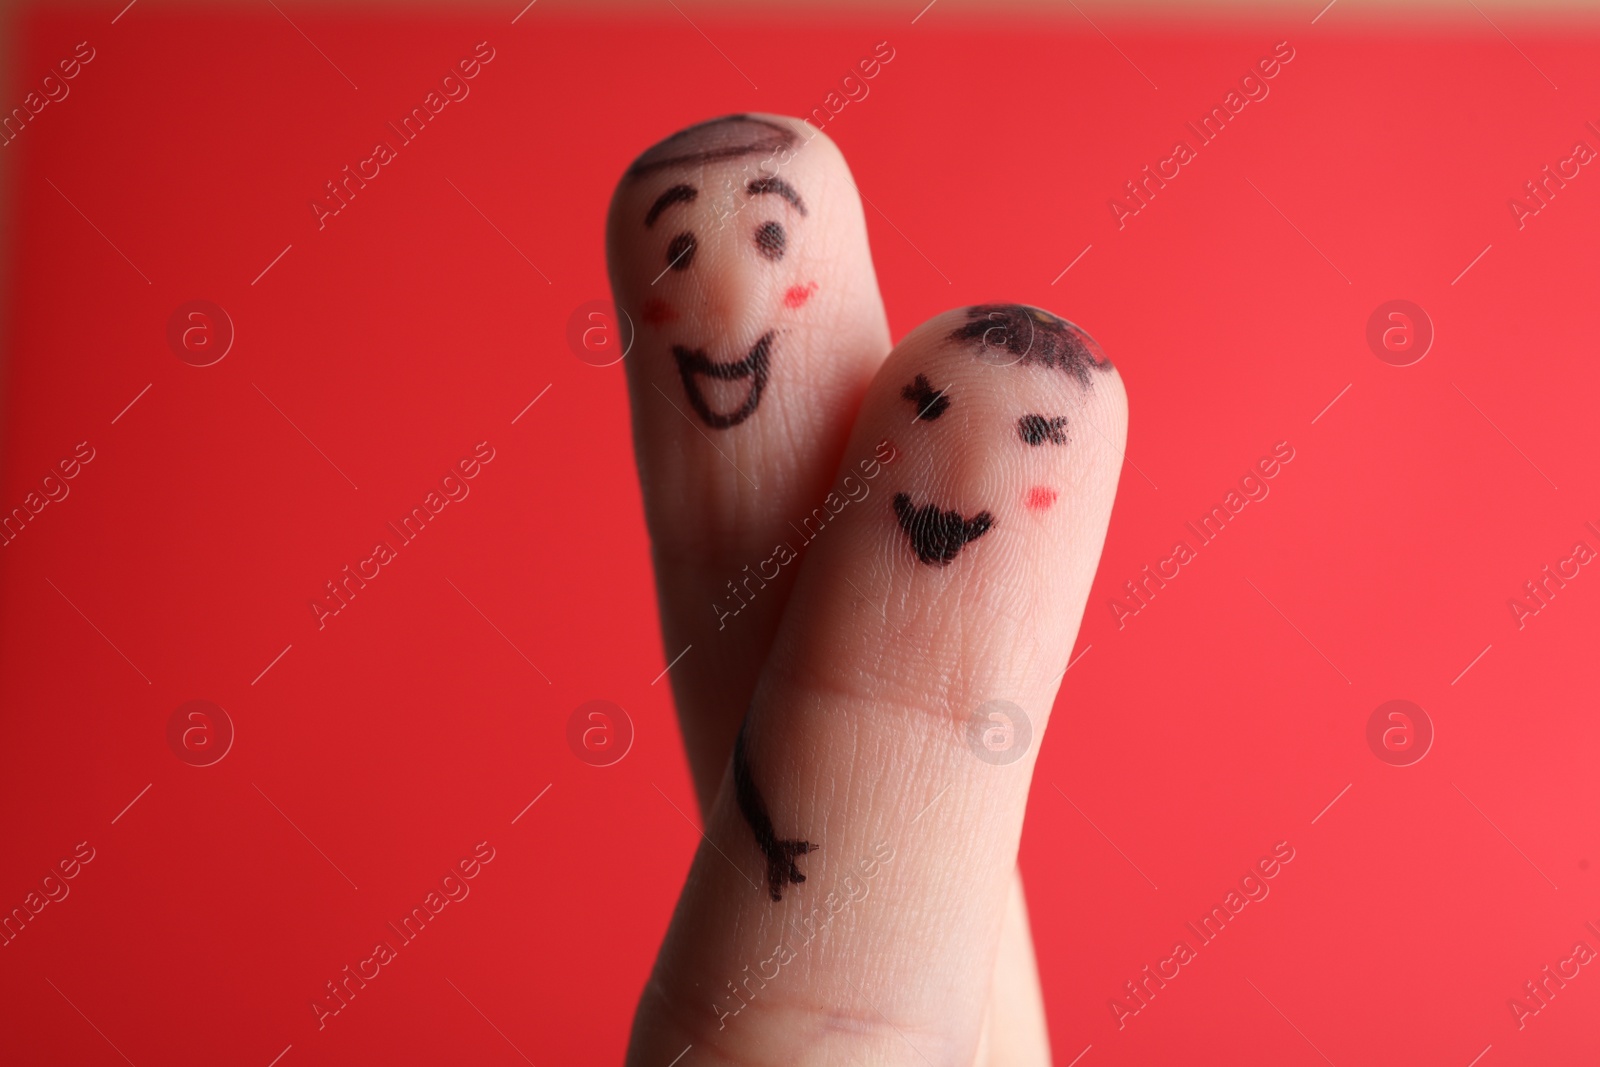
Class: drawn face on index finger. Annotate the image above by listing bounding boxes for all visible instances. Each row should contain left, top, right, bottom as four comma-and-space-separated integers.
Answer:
619, 115, 817, 430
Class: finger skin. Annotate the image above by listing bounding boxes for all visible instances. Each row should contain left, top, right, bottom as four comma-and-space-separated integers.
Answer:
627, 305, 1127, 1065
607, 114, 892, 814
982, 870, 1053, 1067
613, 117, 1058, 1066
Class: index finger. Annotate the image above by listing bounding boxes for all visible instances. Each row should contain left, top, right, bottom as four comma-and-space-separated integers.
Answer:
606, 114, 893, 812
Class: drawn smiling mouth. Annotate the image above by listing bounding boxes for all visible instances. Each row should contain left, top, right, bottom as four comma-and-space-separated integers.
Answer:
671, 331, 774, 430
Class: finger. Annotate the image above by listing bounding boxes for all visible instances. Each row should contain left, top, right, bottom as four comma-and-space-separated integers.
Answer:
626, 304, 1127, 1064
982, 870, 1052, 1066
613, 122, 1059, 1065
607, 114, 891, 812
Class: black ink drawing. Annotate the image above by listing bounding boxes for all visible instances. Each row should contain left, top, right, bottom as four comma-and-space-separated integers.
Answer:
901, 374, 950, 421
1018, 414, 1068, 445
893, 493, 994, 565
747, 176, 807, 215
627, 114, 798, 179
645, 184, 698, 226
754, 220, 786, 260
948, 305, 1113, 386
665, 232, 697, 272
631, 119, 812, 429
734, 720, 816, 902
672, 331, 773, 429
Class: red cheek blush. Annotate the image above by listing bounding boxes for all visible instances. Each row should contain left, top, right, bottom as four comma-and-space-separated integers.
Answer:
784, 282, 818, 308
641, 298, 677, 326
1025, 486, 1058, 511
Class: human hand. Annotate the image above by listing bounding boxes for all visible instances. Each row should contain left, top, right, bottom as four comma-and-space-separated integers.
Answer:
606, 113, 1127, 1066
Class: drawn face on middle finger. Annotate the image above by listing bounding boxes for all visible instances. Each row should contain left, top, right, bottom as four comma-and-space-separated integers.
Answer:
629, 143, 817, 430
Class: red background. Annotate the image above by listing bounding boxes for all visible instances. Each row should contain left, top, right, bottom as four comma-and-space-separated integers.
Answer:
2, 3, 1598, 1064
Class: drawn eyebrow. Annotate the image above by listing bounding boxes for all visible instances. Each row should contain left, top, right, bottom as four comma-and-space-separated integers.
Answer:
746, 177, 807, 216
645, 184, 699, 227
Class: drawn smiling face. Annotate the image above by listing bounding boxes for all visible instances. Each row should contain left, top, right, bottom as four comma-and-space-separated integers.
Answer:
624, 115, 815, 430
886, 306, 1117, 563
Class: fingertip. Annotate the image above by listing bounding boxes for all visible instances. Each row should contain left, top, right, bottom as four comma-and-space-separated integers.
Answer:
902, 303, 1120, 389
606, 113, 838, 248
887, 301, 1127, 468
619, 112, 824, 184
604, 112, 888, 441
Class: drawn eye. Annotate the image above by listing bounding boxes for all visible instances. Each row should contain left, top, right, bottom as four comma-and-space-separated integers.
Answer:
666, 232, 697, 272
754, 221, 786, 261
